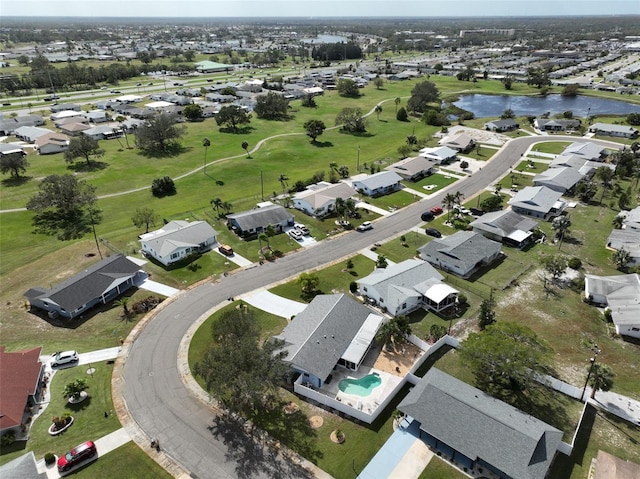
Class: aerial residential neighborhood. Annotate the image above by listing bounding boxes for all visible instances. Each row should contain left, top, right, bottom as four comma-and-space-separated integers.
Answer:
1, 9, 640, 479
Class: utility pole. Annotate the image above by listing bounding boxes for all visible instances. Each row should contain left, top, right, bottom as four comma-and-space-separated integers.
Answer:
581, 344, 600, 401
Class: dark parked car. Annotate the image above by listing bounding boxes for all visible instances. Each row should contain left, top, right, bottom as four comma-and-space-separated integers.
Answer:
469, 207, 485, 216
57, 440, 97, 473
421, 211, 435, 221
425, 227, 442, 238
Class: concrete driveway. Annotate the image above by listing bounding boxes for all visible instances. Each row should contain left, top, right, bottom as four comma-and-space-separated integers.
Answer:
241, 288, 307, 318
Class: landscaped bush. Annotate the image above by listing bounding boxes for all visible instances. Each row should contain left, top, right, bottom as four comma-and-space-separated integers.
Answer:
132, 296, 162, 314
44, 453, 56, 465
349, 281, 357, 293
568, 257, 582, 270
151, 176, 176, 197
1, 431, 15, 446
457, 293, 467, 306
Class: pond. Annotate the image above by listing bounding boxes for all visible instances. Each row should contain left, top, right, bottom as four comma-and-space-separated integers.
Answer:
453, 94, 640, 119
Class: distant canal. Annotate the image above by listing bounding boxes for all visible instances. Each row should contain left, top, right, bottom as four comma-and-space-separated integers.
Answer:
453, 94, 640, 118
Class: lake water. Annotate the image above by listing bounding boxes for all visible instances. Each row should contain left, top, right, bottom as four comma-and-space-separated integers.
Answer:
453, 94, 640, 118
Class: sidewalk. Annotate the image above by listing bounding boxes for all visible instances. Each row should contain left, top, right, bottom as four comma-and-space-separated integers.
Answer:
240, 288, 307, 318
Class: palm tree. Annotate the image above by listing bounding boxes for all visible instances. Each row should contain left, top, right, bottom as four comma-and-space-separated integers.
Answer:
453, 190, 465, 207
394, 97, 400, 113
612, 247, 631, 270
376, 254, 388, 269
596, 166, 614, 205
375, 105, 382, 120
334, 197, 346, 221
113, 128, 124, 149
278, 174, 288, 195
63, 378, 89, 401
115, 297, 130, 316
210, 197, 223, 216
442, 192, 457, 222
345, 198, 357, 219
551, 215, 571, 250
258, 232, 269, 251
329, 162, 338, 172
375, 316, 411, 351
612, 214, 624, 229
120, 121, 131, 149
222, 201, 233, 215
202, 138, 211, 174
589, 362, 615, 399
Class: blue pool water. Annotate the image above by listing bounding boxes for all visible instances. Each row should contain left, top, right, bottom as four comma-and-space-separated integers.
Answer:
338, 373, 382, 397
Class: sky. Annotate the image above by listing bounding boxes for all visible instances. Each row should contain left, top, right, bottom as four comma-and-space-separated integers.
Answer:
0, 0, 638, 18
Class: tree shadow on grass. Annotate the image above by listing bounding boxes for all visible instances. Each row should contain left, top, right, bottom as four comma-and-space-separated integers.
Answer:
1, 175, 31, 187
311, 141, 333, 148
66, 161, 109, 172
218, 126, 255, 135
64, 396, 92, 413
138, 143, 189, 159
208, 410, 313, 479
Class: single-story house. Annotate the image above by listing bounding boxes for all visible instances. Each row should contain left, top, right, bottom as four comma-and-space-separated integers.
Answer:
384, 156, 436, 181
0, 115, 44, 135
13, 126, 54, 143
356, 259, 458, 316
352, 171, 403, 197
205, 93, 236, 103
139, 220, 218, 266
584, 273, 640, 339
113, 94, 142, 104
563, 142, 610, 161
292, 181, 356, 217
83, 110, 108, 123
226, 203, 294, 238
606, 229, 640, 266
508, 186, 567, 221
34, 132, 70, 155
418, 231, 503, 278
0, 452, 47, 479
0, 143, 26, 158
418, 146, 458, 165
437, 132, 475, 153
54, 116, 90, 128
59, 122, 91, 136
469, 209, 539, 248
533, 166, 584, 193
398, 368, 563, 479
591, 450, 640, 479
50, 103, 81, 113
534, 118, 581, 132
484, 118, 519, 132
24, 254, 146, 320
273, 293, 384, 389
549, 154, 612, 177
622, 206, 640, 231
81, 125, 123, 141
588, 122, 639, 139
237, 79, 264, 93
0, 346, 45, 435
50, 110, 84, 122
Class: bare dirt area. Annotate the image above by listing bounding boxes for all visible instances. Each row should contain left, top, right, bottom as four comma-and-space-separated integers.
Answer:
371, 341, 424, 376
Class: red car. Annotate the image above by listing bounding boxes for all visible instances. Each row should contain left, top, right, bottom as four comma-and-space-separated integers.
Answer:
57, 440, 97, 473
429, 206, 443, 215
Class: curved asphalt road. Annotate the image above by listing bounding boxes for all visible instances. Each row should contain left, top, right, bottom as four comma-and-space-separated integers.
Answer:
120, 135, 620, 479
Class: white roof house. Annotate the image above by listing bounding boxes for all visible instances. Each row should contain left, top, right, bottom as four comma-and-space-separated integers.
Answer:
622, 206, 640, 231
585, 274, 640, 339
292, 181, 356, 217
588, 122, 639, 139
139, 220, 218, 266
356, 258, 458, 316
533, 166, 584, 193
418, 146, 458, 164
508, 186, 567, 221
352, 171, 403, 197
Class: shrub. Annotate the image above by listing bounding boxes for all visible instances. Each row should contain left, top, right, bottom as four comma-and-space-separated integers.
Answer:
1, 431, 15, 446
396, 107, 408, 121
45, 453, 56, 465
568, 257, 582, 270
603, 308, 613, 323
349, 281, 357, 293
457, 293, 467, 306
151, 176, 176, 198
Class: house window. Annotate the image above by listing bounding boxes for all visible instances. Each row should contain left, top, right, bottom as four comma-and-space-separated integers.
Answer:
363, 287, 367, 292
632, 327, 640, 332
379, 298, 384, 303
402, 303, 407, 309
170, 252, 180, 259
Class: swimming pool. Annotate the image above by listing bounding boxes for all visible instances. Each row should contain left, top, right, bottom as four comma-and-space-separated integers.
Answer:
338, 373, 381, 397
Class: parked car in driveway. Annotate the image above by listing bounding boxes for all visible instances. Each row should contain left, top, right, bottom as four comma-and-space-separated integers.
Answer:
218, 244, 234, 256
288, 229, 303, 240
295, 224, 310, 236
57, 440, 97, 473
454, 205, 471, 215
51, 350, 79, 367
425, 227, 442, 238
421, 211, 435, 221
429, 206, 443, 215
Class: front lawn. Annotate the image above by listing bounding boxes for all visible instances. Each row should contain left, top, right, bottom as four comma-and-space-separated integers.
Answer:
72, 442, 173, 479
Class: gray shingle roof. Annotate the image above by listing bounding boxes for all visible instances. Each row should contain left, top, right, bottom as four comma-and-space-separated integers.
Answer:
353, 171, 403, 190
470, 209, 538, 238
140, 220, 217, 257
509, 186, 563, 214
275, 294, 376, 381
227, 204, 293, 231
418, 231, 502, 274
398, 368, 563, 479
533, 167, 584, 191
24, 254, 141, 313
